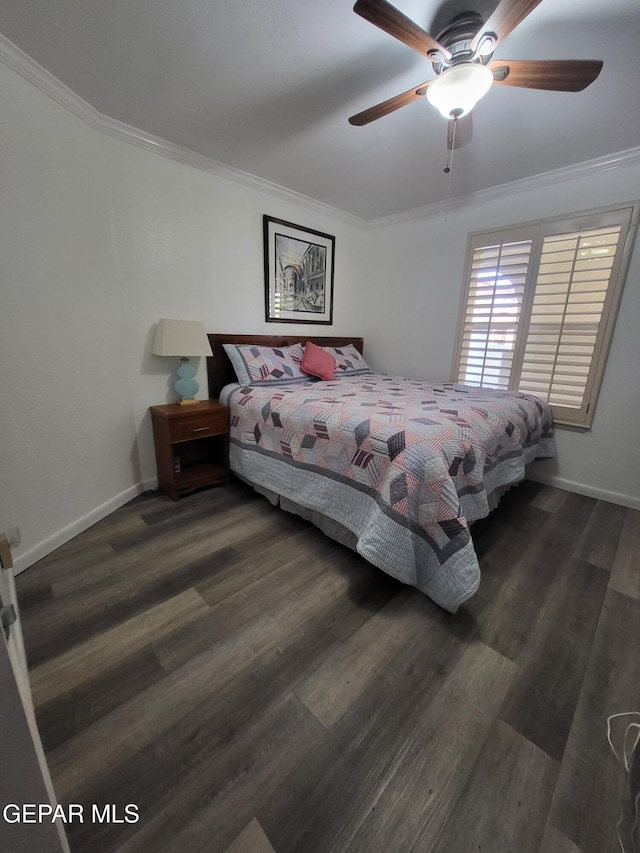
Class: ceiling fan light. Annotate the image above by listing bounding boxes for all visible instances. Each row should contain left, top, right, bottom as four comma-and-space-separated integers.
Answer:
427, 62, 494, 119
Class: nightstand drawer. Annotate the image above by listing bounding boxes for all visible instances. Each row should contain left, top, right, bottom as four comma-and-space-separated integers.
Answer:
170, 411, 229, 443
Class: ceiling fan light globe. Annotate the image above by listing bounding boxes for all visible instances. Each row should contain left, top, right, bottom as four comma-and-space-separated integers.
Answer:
427, 62, 494, 119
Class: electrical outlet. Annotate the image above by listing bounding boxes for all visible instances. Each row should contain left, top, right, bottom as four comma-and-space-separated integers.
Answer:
7, 527, 21, 547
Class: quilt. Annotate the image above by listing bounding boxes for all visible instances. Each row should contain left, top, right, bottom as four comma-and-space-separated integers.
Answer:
222, 374, 555, 612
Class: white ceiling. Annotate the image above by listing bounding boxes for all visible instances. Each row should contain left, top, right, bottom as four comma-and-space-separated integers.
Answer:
1, 0, 639, 220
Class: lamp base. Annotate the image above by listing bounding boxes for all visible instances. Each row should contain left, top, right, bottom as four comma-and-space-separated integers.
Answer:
174, 357, 200, 405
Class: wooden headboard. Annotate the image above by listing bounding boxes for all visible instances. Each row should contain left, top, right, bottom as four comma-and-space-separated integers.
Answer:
207, 334, 364, 398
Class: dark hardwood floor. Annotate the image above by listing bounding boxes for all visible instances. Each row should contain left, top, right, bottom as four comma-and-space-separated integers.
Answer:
16, 478, 640, 853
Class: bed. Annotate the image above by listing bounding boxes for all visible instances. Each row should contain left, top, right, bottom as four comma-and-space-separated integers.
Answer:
207, 334, 555, 613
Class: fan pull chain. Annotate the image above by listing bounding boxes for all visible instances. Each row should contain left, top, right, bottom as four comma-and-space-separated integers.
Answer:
443, 117, 457, 222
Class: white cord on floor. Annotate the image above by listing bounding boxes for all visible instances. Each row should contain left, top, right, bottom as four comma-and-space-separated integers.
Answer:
607, 712, 640, 853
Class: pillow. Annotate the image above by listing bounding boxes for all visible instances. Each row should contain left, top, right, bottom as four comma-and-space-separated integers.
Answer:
301, 341, 336, 381
223, 343, 306, 386
322, 344, 372, 376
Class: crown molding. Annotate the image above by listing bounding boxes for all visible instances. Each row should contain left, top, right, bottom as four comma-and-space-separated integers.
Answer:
2, 31, 639, 232
366, 146, 640, 229
0, 31, 366, 229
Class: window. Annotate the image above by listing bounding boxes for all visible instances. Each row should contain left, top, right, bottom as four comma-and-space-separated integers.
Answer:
453, 204, 638, 427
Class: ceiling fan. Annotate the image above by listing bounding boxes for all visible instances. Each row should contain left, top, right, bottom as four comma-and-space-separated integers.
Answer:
349, 0, 603, 147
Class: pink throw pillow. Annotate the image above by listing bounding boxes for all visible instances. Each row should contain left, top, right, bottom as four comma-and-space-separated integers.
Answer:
301, 341, 336, 381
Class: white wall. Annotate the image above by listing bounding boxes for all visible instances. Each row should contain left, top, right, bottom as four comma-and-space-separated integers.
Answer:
364, 165, 640, 508
0, 65, 139, 570
0, 58, 367, 571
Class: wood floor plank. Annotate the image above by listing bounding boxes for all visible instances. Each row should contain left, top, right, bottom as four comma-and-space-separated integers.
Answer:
609, 507, 640, 600
65, 621, 341, 853
34, 648, 167, 753
548, 589, 640, 853
320, 565, 401, 642
573, 499, 627, 571
538, 824, 585, 853
49, 557, 116, 598
13, 579, 54, 611
469, 479, 544, 561
135, 481, 257, 526
116, 695, 324, 853
26, 495, 277, 628
95, 488, 161, 520
531, 484, 570, 513
21, 530, 244, 666
16, 543, 115, 596
109, 484, 251, 552
51, 512, 148, 557
50, 544, 239, 669
29, 587, 210, 707
467, 501, 549, 609
295, 587, 426, 728
195, 524, 334, 607
47, 562, 358, 800
230, 509, 310, 558
154, 537, 338, 672
223, 819, 277, 853
476, 492, 596, 664
257, 609, 471, 853
499, 557, 609, 762
430, 720, 558, 853
345, 641, 518, 853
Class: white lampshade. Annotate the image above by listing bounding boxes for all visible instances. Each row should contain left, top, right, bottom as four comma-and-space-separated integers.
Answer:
152, 319, 212, 357
427, 62, 494, 119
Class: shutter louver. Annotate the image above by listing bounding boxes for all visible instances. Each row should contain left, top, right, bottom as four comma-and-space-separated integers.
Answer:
518, 225, 622, 409
457, 239, 532, 390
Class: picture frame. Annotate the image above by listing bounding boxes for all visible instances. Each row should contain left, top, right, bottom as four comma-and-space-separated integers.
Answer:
263, 215, 335, 325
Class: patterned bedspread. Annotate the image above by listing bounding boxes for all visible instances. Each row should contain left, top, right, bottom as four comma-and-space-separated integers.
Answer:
222, 375, 555, 612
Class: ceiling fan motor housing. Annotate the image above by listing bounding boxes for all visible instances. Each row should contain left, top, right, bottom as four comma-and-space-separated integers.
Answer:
429, 11, 495, 74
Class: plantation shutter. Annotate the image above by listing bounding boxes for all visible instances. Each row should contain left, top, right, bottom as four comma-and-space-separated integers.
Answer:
518, 223, 625, 416
456, 229, 533, 390
453, 205, 637, 428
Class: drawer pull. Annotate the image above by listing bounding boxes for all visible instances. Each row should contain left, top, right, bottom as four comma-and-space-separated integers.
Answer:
192, 427, 210, 432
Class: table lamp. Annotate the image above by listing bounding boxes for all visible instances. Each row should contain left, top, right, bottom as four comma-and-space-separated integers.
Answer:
151, 319, 212, 405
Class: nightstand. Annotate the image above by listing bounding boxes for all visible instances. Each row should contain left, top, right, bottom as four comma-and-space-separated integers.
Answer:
150, 400, 230, 500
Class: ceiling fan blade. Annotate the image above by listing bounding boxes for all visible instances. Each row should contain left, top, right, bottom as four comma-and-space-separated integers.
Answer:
471, 0, 543, 53
489, 59, 603, 91
353, 0, 450, 60
447, 113, 473, 150
349, 80, 431, 125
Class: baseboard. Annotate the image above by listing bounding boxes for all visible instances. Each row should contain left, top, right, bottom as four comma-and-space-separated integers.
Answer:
12, 483, 146, 575
528, 471, 640, 511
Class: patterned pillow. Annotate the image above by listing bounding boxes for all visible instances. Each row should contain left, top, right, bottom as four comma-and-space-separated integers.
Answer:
322, 344, 372, 376
223, 343, 306, 386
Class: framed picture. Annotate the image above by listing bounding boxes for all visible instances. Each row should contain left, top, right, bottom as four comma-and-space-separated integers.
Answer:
264, 215, 335, 324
